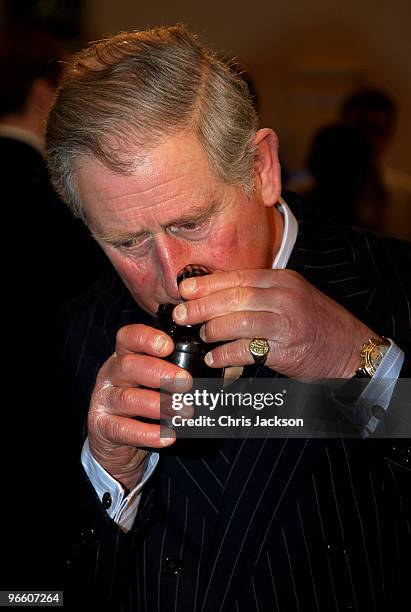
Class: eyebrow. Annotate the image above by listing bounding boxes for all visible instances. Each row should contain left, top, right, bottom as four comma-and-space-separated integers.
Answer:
92, 200, 220, 246
91, 227, 148, 246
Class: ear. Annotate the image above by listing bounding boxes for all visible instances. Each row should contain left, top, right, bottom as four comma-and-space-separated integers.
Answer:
252, 128, 281, 207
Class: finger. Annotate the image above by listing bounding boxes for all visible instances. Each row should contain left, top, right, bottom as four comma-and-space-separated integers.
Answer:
107, 353, 192, 389
200, 311, 288, 343
106, 387, 160, 418
173, 286, 283, 326
107, 387, 194, 419
115, 323, 174, 357
204, 338, 275, 368
179, 268, 298, 299
161, 393, 195, 418
98, 412, 176, 448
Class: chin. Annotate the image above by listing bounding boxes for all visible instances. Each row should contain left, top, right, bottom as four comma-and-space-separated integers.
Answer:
130, 295, 157, 317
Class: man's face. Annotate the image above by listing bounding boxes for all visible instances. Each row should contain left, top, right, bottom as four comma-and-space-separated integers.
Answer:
75, 132, 278, 316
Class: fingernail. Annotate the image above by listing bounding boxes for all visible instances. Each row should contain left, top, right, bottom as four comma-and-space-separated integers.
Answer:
179, 405, 194, 418
175, 369, 191, 379
205, 352, 214, 366
160, 426, 176, 444
173, 303, 187, 322
182, 278, 196, 293
153, 335, 167, 351
199, 326, 206, 341
160, 435, 176, 446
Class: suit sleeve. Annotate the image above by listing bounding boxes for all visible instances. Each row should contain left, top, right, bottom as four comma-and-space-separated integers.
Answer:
59, 278, 160, 608
63, 445, 159, 609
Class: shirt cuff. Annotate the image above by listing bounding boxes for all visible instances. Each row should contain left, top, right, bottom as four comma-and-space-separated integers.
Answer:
356, 338, 404, 435
81, 437, 160, 531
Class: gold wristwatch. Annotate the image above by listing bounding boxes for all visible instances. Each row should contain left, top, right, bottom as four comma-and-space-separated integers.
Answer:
356, 337, 390, 378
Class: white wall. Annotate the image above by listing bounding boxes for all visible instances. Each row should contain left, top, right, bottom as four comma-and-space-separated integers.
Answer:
83, 0, 411, 174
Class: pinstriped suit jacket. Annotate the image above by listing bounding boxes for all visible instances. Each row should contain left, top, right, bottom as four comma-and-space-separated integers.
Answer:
62, 194, 411, 611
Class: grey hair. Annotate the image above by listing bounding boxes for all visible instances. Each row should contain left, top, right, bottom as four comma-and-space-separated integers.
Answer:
45, 24, 259, 222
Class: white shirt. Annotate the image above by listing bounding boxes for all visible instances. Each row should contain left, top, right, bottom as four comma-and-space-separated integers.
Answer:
81, 198, 404, 532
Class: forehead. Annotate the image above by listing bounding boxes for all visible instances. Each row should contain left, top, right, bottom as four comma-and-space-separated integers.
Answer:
75, 132, 223, 231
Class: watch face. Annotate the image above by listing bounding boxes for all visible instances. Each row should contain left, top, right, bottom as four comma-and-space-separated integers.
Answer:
370, 346, 383, 366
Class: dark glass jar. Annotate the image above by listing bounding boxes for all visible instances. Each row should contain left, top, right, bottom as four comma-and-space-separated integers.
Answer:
155, 265, 224, 379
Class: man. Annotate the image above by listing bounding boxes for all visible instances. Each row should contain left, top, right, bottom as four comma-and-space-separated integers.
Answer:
0, 26, 109, 306
46, 26, 410, 610
300, 123, 371, 226
341, 88, 411, 241
0, 26, 108, 591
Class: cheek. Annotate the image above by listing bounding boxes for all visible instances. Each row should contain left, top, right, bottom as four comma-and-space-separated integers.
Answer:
236, 211, 274, 268
209, 219, 269, 270
195, 226, 239, 271
105, 250, 157, 297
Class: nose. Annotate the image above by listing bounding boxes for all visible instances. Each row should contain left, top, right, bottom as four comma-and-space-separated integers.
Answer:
153, 234, 189, 301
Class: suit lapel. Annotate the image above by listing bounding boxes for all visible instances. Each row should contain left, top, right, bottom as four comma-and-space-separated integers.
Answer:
199, 435, 319, 611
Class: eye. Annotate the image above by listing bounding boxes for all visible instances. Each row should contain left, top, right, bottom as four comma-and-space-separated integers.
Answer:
120, 238, 138, 248
169, 217, 211, 239
115, 233, 151, 252
181, 222, 200, 231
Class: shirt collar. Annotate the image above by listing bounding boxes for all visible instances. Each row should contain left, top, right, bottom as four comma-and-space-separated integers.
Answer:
0, 125, 44, 156
272, 195, 299, 269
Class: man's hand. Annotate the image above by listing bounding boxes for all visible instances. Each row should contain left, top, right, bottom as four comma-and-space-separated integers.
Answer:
174, 269, 376, 380
87, 324, 192, 491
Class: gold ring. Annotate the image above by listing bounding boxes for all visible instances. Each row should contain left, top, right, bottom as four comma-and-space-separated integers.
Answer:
249, 338, 270, 365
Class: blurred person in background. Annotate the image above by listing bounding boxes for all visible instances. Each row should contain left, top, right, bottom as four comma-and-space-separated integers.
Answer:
0, 27, 107, 593
303, 123, 371, 226
286, 88, 411, 241
0, 26, 109, 306
341, 87, 411, 240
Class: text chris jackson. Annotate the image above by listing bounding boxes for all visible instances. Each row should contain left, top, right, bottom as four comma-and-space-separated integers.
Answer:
171, 415, 304, 428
